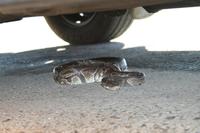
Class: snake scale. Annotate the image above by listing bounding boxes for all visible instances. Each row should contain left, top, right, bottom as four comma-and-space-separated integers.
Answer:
53, 57, 145, 91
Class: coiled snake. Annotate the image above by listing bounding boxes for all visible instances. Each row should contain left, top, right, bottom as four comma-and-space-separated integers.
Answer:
53, 57, 145, 91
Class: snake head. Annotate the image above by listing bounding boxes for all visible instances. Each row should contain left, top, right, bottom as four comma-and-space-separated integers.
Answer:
102, 71, 145, 90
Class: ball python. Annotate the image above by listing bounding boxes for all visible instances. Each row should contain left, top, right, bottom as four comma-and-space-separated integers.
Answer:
53, 57, 145, 91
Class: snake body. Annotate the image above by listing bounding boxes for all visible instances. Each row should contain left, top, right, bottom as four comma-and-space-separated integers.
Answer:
53, 57, 145, 90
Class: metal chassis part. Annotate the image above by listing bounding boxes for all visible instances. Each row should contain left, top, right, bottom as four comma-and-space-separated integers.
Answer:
0, 0, 200, 23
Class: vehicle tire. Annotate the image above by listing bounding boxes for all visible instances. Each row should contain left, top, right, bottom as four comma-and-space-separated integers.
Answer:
45, 9, 133, 45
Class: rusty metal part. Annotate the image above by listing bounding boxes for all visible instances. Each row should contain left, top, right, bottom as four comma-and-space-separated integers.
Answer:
0, 0, 182, 16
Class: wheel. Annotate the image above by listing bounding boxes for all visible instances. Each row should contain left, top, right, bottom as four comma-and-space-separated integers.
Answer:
45, 9, 133, 45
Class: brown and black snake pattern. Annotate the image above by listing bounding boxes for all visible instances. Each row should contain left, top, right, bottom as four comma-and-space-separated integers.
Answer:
53, 57, 145, 91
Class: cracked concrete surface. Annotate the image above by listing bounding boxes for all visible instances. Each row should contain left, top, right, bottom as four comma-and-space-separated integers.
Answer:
0, 43, 200, 133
